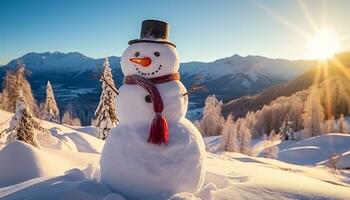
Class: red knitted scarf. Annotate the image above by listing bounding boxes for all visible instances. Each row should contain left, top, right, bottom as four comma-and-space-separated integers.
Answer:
124, 73, 180, 145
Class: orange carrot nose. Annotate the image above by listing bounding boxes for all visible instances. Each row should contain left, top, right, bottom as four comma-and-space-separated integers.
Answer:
129, 57, 152, 67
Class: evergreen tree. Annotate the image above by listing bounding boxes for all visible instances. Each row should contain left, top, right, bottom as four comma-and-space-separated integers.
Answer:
280, 117, 293, 140
219, 114, 239, 152
42, 81, 60, 122
237, 118, 252, 155
264, 130, 280, 159
92, 57, 118, 140
324, 116, 337, 133
288, 96, 304, 131
338, 114, 349, 134
3, 91, 46, 147
62, 109, 81, 126
245, 111, 257, 137
302, 89, 325, 138
199, 95, 224, 136
240, 127, 252, 155
1, 61, 38, 116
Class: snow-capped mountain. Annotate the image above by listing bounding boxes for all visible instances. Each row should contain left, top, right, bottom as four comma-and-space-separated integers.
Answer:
222, 51, 350, 118
4, 52, 121, 73
0, 52, 316, 124
180, 54, 315, 104
181, 54, 314, 81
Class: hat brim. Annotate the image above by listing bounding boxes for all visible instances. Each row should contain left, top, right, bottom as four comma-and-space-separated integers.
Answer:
128, 39, 176, 48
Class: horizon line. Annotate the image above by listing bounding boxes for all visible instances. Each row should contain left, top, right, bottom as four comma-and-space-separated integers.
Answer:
3, 49, 346, 66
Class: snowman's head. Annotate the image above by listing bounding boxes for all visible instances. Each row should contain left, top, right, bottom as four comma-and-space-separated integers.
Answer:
120, 42, 179, 78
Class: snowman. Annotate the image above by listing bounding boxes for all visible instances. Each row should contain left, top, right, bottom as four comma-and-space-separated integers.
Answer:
100, 20, 206, 199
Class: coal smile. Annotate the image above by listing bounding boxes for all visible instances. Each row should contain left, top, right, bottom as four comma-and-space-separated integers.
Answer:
134, 65, 163, 76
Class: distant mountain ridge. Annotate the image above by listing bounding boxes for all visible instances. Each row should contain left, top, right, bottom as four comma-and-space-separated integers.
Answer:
3, 51, 314, 78
222, 51, 350, 118
181, 54, 314, 80
0, 51, 317, 125
4, 52, 121, 73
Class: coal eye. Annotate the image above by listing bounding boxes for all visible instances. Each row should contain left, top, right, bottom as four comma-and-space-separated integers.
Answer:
154, 52, 160, 57
135, 52, 140, 57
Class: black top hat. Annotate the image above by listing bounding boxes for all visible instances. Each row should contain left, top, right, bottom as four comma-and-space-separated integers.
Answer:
128, 19, 176, 47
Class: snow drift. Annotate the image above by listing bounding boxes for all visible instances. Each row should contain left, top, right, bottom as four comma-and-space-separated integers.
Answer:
1, 110, 350, 199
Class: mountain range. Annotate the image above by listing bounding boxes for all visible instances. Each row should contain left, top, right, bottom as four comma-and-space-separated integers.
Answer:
222, 51, 350, 118
0, 51, 317, 125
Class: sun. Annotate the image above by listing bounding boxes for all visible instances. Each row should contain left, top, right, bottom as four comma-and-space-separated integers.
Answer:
307, 30, 339, 60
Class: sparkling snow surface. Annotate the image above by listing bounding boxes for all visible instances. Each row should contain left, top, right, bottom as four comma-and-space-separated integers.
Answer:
1, 110, 350, 199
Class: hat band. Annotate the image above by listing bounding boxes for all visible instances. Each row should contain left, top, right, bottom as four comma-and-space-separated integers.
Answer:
128, 39, 176, 48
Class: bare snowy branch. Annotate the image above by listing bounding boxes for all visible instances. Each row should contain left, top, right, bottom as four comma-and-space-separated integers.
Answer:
182, 74, 207, 96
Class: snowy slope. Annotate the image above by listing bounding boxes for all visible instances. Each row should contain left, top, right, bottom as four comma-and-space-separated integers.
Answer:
0, 141, 100, 187
0, 110, 103, 153
1, 143, 350, 200
1, 111, 350, 200
278, 134, 350, 166
206, 133, 350, 169
181, 54, 315, 81
206, 152, 350, 200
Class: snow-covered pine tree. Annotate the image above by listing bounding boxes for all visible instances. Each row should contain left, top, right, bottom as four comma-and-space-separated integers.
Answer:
62, 109, 81, 126
4, 91, 45, 147
219, 114, 239, 152
199, 95, 224, 136
302, 89, 325, 138
264, 130, 280, 159
236, 118, 252, 155
324, 116, 336, 133
42, 81, 60, 123
279, 117, 293, 140
338, 114, 349, 134
240, 127, 252, 155
92, 56, 118, 140
1, 61, 39, 116
245, 111, 257, 137
288, 96, 304, 131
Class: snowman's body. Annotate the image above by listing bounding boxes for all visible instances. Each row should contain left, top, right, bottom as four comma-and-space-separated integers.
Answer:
117, 81, 188, 124
100, 22, 206, 199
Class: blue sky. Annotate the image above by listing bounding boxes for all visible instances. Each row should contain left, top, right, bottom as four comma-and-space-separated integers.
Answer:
0, 0, 350, 64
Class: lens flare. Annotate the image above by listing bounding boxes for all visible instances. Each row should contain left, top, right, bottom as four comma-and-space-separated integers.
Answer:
308, 30, 339, 60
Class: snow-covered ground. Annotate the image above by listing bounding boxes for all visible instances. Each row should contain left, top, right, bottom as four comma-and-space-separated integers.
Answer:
1, 110, 350, 200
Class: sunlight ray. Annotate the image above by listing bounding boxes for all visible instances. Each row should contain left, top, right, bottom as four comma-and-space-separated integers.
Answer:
253, 1, 312, 39
322, 61, 333, 117
331, 58, 350, 80
321, 0, 328, 27
312, 61, 323, 86
297, 0, 318, 33
339, 33, 350, 43
337, 82, 350, 114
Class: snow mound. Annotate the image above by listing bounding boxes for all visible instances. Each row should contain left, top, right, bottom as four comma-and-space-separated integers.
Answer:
1, 150, 350, 199
205, 152, 350, 200
67, 125, 97, 137
0, 110, 104, 154
2, 109, 350, 199
318, 151, 350, 170
0, 168, 114, 200
0, 141, 100, 187
279, 133, 350, 165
